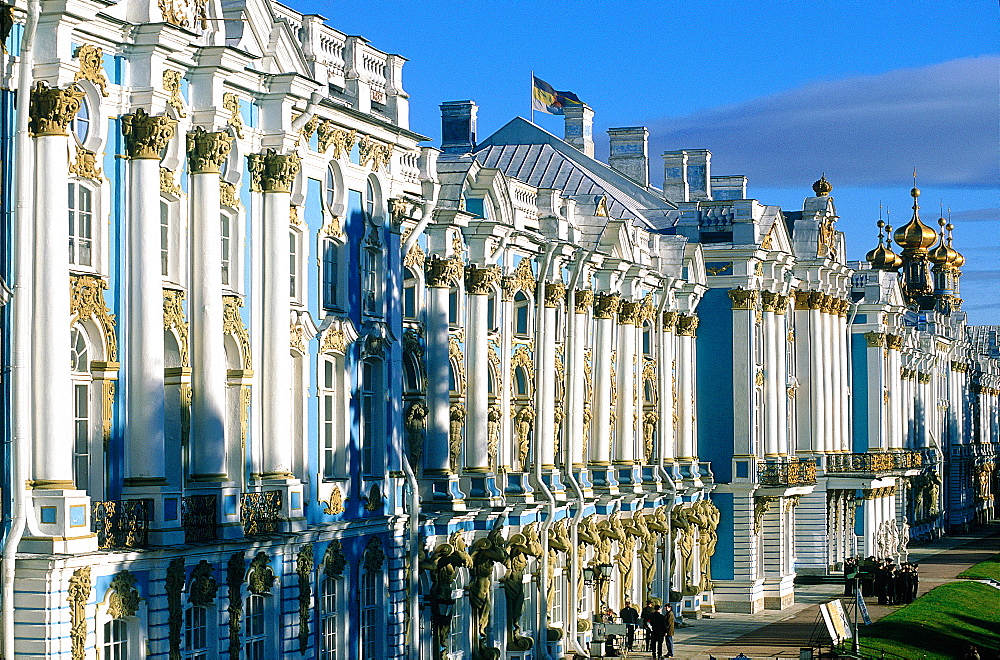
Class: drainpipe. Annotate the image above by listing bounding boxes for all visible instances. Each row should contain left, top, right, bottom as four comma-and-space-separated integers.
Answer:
288, 91, 323, 132
531, 241, 557, 659
562, 246, 595, 657
4, 1, 41, 656
400, 147, 439, 257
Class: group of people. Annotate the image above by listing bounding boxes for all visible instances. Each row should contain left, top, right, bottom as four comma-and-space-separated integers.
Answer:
603, 600, 675, 658
844, 555, 920, 605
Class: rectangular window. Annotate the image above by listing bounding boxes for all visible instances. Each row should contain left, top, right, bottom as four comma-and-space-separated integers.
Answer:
289, 231, 298, 299
184, 606, 208, 660
487, 295, 496, 330
360, 572, 378, 658
448, 289, 459, 325
244, 595, 265, 660
73, 383, 89, 491
322, 240, 339, 310
160, 201, 170, 277
321, 359, 336, 480
362, 248, 379, 315
68, 183, 93, 267
320, 577, 338, 659
362, 361, 375, 474
102, 619, 128, 660
221, 214, 231, 286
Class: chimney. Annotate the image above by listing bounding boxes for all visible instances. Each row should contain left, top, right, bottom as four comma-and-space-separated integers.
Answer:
710, 175, 747, 200
608, 127, 649, 187
662, 149, 712, 202
440, 100, 477, 154
564, 104, 594, 158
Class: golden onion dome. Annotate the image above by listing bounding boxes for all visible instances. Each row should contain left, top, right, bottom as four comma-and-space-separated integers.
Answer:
928, 219, 959, 267
812, 174, 833, 196
893, 187, 938, 251
866, 220, 903, 271
947, 223, 966, 268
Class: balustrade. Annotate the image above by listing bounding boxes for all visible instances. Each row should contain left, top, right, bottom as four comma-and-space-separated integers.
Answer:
241, 491, 282, 535
182, 494, 219, 542
826, 450, 925, 474
758, 458, 817, 486
92, 499, 151, 550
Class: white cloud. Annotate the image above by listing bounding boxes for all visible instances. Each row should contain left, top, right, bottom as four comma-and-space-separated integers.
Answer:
645, 57, 999, 189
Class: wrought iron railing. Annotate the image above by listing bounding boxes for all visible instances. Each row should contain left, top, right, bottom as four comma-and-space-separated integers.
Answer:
92, 499, 151, 550
826, 451, 925, 474
182, 494, 219, 542
758, 459, 817, 486
241, 491, 282, 535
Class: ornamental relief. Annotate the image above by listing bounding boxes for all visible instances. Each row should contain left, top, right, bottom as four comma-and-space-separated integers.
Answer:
163, 70, 187, 118
158, 0, 207, 30
323, 540, 347, 579
618, 300, 642, 325
501, 258, 536, 300
323, 485, 345, 515
220, 181, 240, 209
544, 280, 566, 308
465, 264, 501, 295
73, 44, 109, 97
364, 537, 386, 572
358, 134, 392, 171
403, 241, 425, 271
247, 552, 275, 596
247, 149, 301, 194
727, 287, 759, 311
186, 127, 232, 174
662, 310, 678, 331
68, 566, 91, 660
222, 93, 245, 139
163, 288, 189, 367
296, 545, 313, 653
189, 560, 218, 606
676, 314, 699, 337
122, 108, 177, 160
69, 146, 103, 180
166, 558, 184, 659
70, 274, 118, 362
425, 254, 463, 289
510, 344, 535, 386
593, 292, 620, 320
448, 336, 466, 393
29, 82, 85, 137
570, 288, 593, 313
317, 122, 357, 158
160, 168, 182, 197
105, 570, 141, 619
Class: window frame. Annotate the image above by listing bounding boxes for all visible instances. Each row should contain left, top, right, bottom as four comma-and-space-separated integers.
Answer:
360, 358, 384, 476
182, 604, 211, 660
319, 575, 340, 660
513, 291, 531, 337
243, 594, 268, 660
68, 181, 96, 271
360, 570, 381, 658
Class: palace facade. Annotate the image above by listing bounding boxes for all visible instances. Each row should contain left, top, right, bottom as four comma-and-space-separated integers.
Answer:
0, 0, 997, 659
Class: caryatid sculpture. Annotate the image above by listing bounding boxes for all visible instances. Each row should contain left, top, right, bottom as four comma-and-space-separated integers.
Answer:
469, 523, 508, 660
425, 533, 473, 660
503, 523, 543, 651
671, 507, 697, 595
596, 513, 623, 609
547, 519, 571, 608
577, 515, 600, 603
618, 515, 641, 604
633, 512, 657, 602
692, 500, 720, 591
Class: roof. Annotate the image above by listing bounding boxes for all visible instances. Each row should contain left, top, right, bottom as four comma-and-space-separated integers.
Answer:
473, 117, 677, 229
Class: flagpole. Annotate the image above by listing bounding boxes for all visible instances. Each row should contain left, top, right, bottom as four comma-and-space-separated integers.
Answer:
530, 70, 534, 124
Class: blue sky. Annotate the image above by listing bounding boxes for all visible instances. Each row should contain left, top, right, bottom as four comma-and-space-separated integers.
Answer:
301, 0, 999, 324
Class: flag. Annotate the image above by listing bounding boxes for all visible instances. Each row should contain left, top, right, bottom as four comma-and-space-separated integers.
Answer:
532, 75, 583, 115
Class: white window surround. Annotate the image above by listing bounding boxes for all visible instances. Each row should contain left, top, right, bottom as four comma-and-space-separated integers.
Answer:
290, 226, 306, 305
318, 354, 349, 481
319, 575, 340, 660
68, 180, 100, 274
71, 81, 105, 153
95, 587, 148, 660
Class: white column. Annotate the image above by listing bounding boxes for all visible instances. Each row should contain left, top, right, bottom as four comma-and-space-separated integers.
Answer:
615, 302, 638, 465
567, 291, 591, 467
822, 297, 836, 456
538, 301, 557, 468
837, 305, 850, 452
774, 300, 789, 456
464, 265, 498, 472
423, 259, 457, 474
676, 315, 698, 460
590, 294, 618, 466
806, 294, 826, 453
253, 150, 300, 479
187, 129, 232, 481
659, 313, 678, 462
30, 105, 76, 488
763, 300, 779, 457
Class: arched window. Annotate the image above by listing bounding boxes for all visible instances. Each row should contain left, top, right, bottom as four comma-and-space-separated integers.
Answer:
448, 287, 460, 326
244, 594, 266, 660
71, 97, 91, 144
514, 292, 530, 336
403, 354, 421, 392
362, 247, 381, 316
102, 618, 128, 659
403, 268, 418, 320
642, 322, 653, 356
183, 605, 209, 660
68, 182, 94, 267
514, 367, 528, 397
325, 164, 337, 210
320, 576, 339, 659
70, 327, 91, 491
365, 176, 377, 220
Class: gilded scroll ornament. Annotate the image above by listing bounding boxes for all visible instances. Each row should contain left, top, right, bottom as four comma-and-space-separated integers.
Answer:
29, 82, 85, 137
247, 149, 301, 193
677, 314, 699, 337
358, 134, 393, 170
449, 403, 466, 472
501, 259, 537, 300
705, 261, 733, 276
425, 254, 463, 288
69, 566, 92, 660
73, 44, 109, 97
363, 483, 384, 512
296, 545, 313, 653
71, 274, 118, 361
593, 292, 620, 319
290, 321, 307, 354
220, 181, 240, 208
187, 127, 232, 174
160, 167, 181, 196
158, 0, 207, 29
323, 540, 347, 578
189, 560, 217, 606
404, 241, 425, 270
106, 570, 141, 618
727, 288, 759, 310
469, 524, 508, 660
753, 496, 779, 534
223, 296, 251, 369
464, 264, 501, 295
226, 553, 244, 660
320, 327, 347, 354
222, 92, 245, 138
122, 108, 177, 159
318, 122, 357, 158
69, 146, 103, 180
166, 558, 184, 660
323, 485, 345, 515
163, 289, 189, 367
364, 536, 385, 571
162, 70, 187, 118
247, 552, 274, 595
544, 280, 567, 308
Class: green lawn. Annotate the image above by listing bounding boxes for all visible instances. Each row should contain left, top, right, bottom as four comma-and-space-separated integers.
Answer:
959, 552, 1000, 581
856, 581, 1000, 659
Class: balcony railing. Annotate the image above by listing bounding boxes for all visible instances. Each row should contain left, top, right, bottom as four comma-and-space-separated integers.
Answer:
92, 499, 151, 550
241, 491, 282, 536
759, 459, 817, 486
826, 451, 925, 474
182, 494, 219, 543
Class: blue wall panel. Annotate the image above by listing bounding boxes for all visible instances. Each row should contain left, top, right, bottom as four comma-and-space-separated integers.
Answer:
851, 335, 869, 452
696, 288, 734, 482
711, 492, 735, 580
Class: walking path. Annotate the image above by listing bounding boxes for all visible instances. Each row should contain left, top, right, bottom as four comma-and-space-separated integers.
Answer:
616, 522, 1000, 660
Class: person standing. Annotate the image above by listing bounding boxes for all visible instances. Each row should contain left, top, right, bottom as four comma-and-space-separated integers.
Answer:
620, 601, 639, 652
664, 603, 676, 658
641, 600, 655, 652
647, 603, 669, 659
